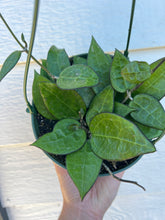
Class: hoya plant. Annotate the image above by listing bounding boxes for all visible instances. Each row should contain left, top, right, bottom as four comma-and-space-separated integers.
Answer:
0, 0, 165, 200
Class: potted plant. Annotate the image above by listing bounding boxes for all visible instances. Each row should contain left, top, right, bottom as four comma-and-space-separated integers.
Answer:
0, 0, 165, 200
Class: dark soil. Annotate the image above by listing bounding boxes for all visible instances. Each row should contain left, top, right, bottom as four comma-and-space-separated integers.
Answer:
33, 109, 139, 175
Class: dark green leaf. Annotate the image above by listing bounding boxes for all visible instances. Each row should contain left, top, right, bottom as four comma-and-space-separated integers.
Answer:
46, 45, 70, 77
133, 120, 163, 140
86, 85, 114, 125
40, 59, 53, 81
106, 54, 113, 65
90, 113, 155, 161
87, 36, 112, 93
133, 59, 165, 100
0, 50, 21, 81
121, 61, 151, 83
32, 119, 86, 155
114, 102, 135, 117
129, 94, 165, 130
73, 56, 87, 65
21, 33, 27, 48
66, 141, 102, 200
75, 87, 95, 108
40, 59, 47, 77
57, 64, 99, 89
39, 82, 86, 120
21, 33, 26, 43
110, 49, 136, 93
32, 71, 56, 119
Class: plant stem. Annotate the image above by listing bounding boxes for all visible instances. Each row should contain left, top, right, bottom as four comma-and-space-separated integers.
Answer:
103, 162, 146, 191
23, 0, 40, 113
151, 57, 165, 73
0, 13, 24, 48
124, 0, 136, 58
0, 13, 50, 77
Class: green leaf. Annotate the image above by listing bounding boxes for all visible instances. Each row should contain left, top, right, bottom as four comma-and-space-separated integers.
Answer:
40, 59, 47, 77
87, 36, 112, 93
57, 64, 99, 89
46, 45, 70, 77
86, 85, 114, 125
114, 102, 135, 117
129, 94, 165, 130
40, 59, 53, 81
106, 54, 113, 65
73, 56, 87, 65
75, 87, 95, 108
66, 141, 102, 200
21, 33, 26, 43
21, 33, 28, 48
133, 59, 165, 100
110, 49, 136, 93
32, 71, 56, 120
0, 50, 21, 81
121, 61, 151, 83
39, 82, 86, 120
32, 119, 86, 155
89, 113, 155, 161
133, 120, 163, 140
150, 58, 163, 69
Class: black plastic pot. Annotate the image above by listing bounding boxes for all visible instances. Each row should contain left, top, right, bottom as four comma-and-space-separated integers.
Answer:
31, 106, 142, 176
31, 53, 142, 176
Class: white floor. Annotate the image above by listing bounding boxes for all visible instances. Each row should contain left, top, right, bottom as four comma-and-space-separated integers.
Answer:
0, 48, 165, 219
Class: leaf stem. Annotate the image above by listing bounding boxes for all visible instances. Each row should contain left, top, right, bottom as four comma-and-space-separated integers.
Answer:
0, 13, 50, 77
103, 162, 146, 191
23, 0, 40, 113
124, 0, 136, 58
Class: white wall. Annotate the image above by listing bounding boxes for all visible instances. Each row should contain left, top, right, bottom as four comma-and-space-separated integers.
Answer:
1, 0, 165, 62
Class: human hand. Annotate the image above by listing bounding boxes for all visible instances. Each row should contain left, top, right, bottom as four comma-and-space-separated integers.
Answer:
55, 163, 124, 220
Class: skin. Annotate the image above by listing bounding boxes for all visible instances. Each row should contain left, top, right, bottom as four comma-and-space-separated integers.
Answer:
54, 163, 124, 220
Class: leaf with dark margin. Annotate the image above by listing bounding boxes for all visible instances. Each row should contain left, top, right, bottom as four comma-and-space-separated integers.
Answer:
32, 71, 56, 120
121, 61, 151, 83
86, 85, 114, 125
129, 94, 165, 130
75, 87, 95, 108
110, 49, 136, 93
106, 54, 113, 65
0, 50, 21, 81
57, 64, 99, 89
73, 56, 87, 65
39, 82, 86, 120
66, 141, 102, 200
114, 102, 135, 117
133, 120, 163, 140
90, 113, 155, 161
40, 59, 47, 77
40, 59, 53, 81
133, 59, 165, 100
46, 45, 70, 77
32, 119, 86, 155
87, 36, 112, 93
